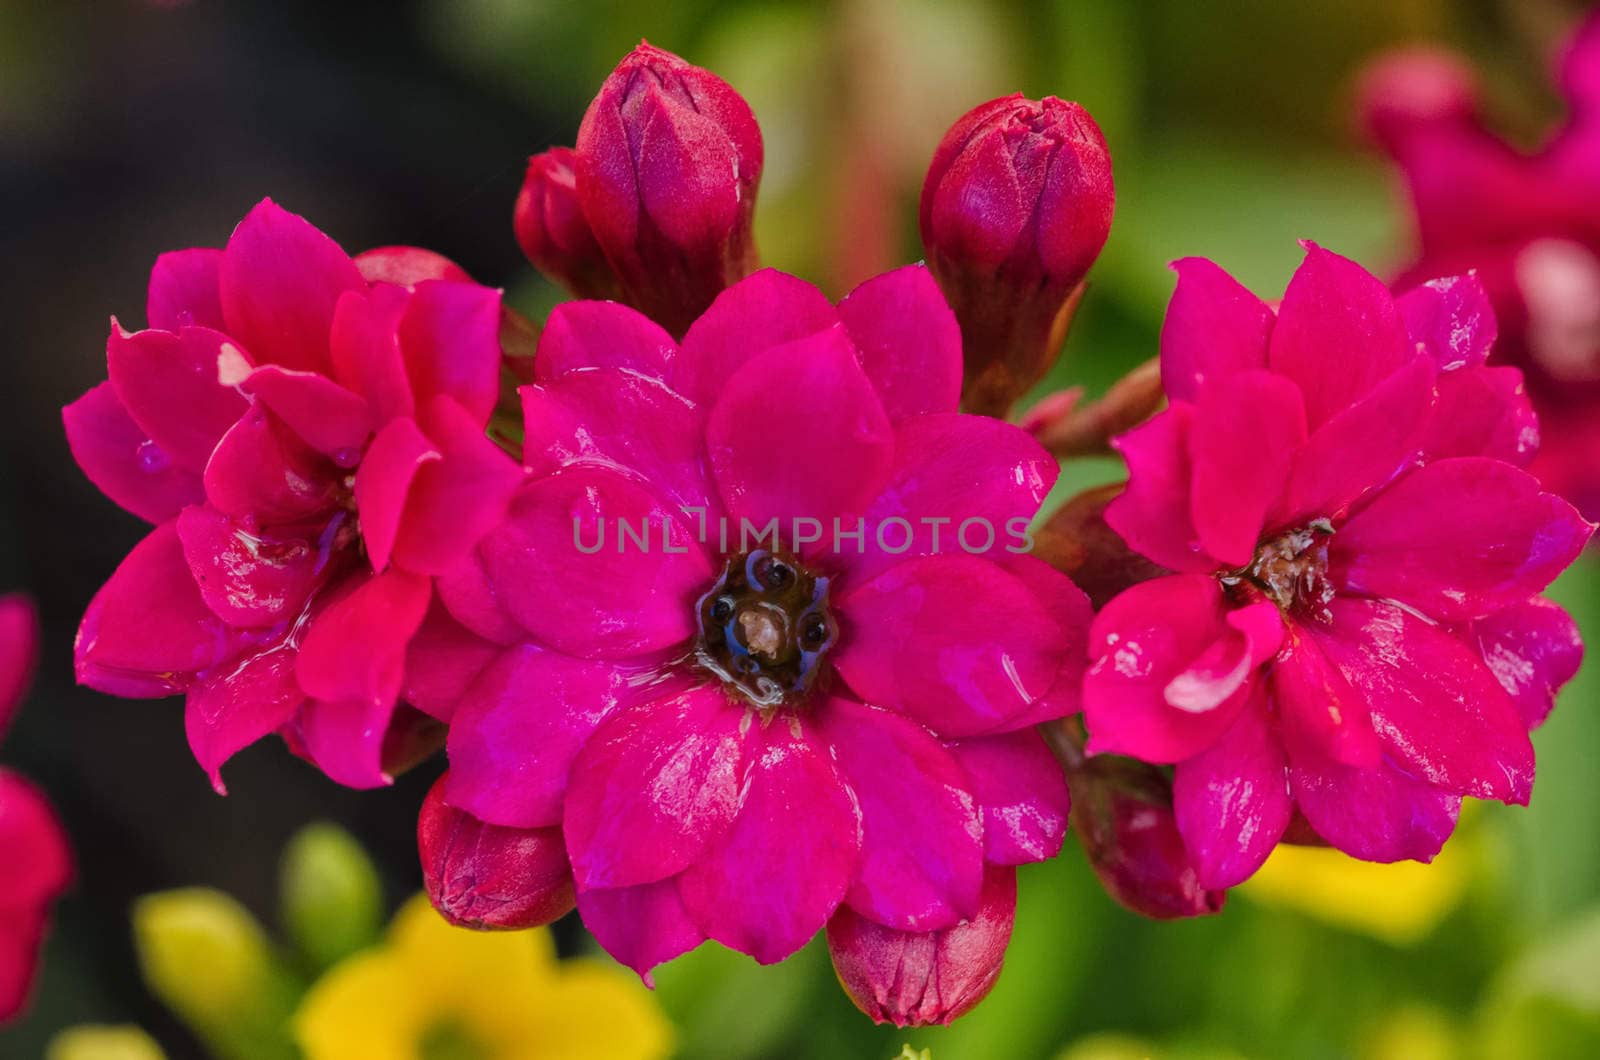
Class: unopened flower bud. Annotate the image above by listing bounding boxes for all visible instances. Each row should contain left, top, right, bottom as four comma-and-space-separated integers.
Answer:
921, 94, 1114, 416
278, 822, 383, 974
418, 774, 575, 930
575, 42, 763, 336
1033, 484, 1168, 610
514, 147, 623, 300
1064, 749, 1224, 919
826, 866, 1016, 1027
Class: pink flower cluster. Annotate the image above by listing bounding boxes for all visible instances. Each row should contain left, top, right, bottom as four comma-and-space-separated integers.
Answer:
60, 36, 1591, 1030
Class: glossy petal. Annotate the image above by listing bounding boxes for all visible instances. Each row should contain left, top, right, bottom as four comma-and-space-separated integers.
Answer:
947, 729, 1070, 865
218, 199, 364, 374
1188, 371, 1306, 566
834, 555, 1065, 738
107, 324, 248, 472
563, 686, 751, 891
354, 417, 440, 572
1268, 244, 1411, 428
1272, 621, 1382, 768
1159, 257, 1274, 403
1397, 273, 1496, 370
1173, 698, 1291, 889
446, 645, 642, 829
74, 521, 243, 697
820, 699, 984, 932
146, 247, 225, 332
1290, 755, 1461, 863
175, 505, 322, 628
1315, 598, 1534, 803
533, 300, 679, 383
836, 265, 962, 420
1421, 365, 1538, 466
185, 634, 304, 794
397, 280, 502, 422
1105, 406, 1215, 573
400, 599, 500, 723
204, 406, 339, 525
226, 361, 372, 457
329, 286, 414, 424
673, 269, 838, 405
707, 327, 894, 528
479, 470, 710, 658
434, 550, 524, 646
1333, 458, 1592, 621
576, 879, 705, 985
680, 721, 862, 964
63, 382, 204, 524
1469, 598, 1583, 729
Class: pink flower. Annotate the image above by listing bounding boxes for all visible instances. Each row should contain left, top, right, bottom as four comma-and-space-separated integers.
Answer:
570, 42, 763, 336
415, 265, 1087, 1025
514, 147, 623, 302
1084, 245, 1591, 889
921, 94, 1114, 416
0, 595, 72, 1023
64, 199, 524, 792
1359, 16, 1600, 518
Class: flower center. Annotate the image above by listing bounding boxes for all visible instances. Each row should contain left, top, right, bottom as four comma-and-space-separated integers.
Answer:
693, 549, 837, 709
1232, 519, 1335, 621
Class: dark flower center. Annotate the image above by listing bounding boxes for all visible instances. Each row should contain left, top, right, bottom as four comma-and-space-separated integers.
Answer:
693, 549, 836, 709
1231, 519, 1335, 622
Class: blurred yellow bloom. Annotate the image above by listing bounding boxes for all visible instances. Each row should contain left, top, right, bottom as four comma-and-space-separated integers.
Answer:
293, 894, 672, 1060
1241, 838, 1469, 945
46, 1025, 168, 1060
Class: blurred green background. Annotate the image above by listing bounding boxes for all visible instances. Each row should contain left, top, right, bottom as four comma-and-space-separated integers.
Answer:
2, 0, 1598, 1056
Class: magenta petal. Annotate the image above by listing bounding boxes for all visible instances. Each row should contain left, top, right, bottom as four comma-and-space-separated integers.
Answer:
673, 268, 839, 405
577, 878, 705, 985
1421, 366, 1539, 467
480, 469, 711, 659
521, 367, 714, 516
446, 645, 641, 829
0, 770, 72, 910
295, 570, 430, 708
75, 521, 243, 697
1290, 755, 1460, 863
1083, 575, 1250, 763
330, 286, 415, 423
679, 721, 862, 964
1278, 354, 1436, 524
1316, 598, 1534, 803
820, 699, 984, 932
1268, 244, 1411, 428
107, 324, 248, 472
203, 406, 339, 525
218, 199, 364, 375
401, 598, 499, 723
390, 397, 526, 575
63, 382, 205, 525
1272, 623, 1381, 768
836, 265, 962, 421
0, 595, 38, 738
533, 300, 680, 383
1469, 599, 1584, 730
834, 555, 1065, 738
227, 362, 372, 457
175, 505, 321, 628
1188, 371, 1306, 566
1396, 273, 1496, 370
947, 729, 1070, 865
850, 413, 1056, 582
146, 247, 225, 332
1172, 698, 1291, 889
1333, 459, 1593, 622
564, 687, 751, 891
397, 280, 503, 422
185, 635, 304, 794
985, 554, 1093, 730
435, 550, 524, 646
1105, 406, 1215, 573
1159, 257, 1274, 403
353, 246, 472, 286
1164, 600, 1283, 715
707, 327, 894, 528
354, 417, 440, 573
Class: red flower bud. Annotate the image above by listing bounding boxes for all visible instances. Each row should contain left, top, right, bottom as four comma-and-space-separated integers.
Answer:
920, 95, 1114, 416
826, 866, 1016, 1027
514, 147, 624, 300
418, 774, 575, 930
574, 42, 763, 336
1065, 751, 1224, 920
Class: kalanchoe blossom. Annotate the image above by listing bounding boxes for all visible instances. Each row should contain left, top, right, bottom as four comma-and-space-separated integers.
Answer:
1359, 15, 1600, 518
1, 595, 73, 1023
1084, 245, 1591, 890
921, 94, 1115, 417
515, 147, 624, 301
573, 42, 763, 337
414, 265, 1087, 1026
64, 200, 524, 792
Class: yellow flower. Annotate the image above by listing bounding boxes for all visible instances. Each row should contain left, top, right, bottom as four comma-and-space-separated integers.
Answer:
1241, 838, 1469, 945
294, 895, 673, 1060
46, 1025, 168, 1060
